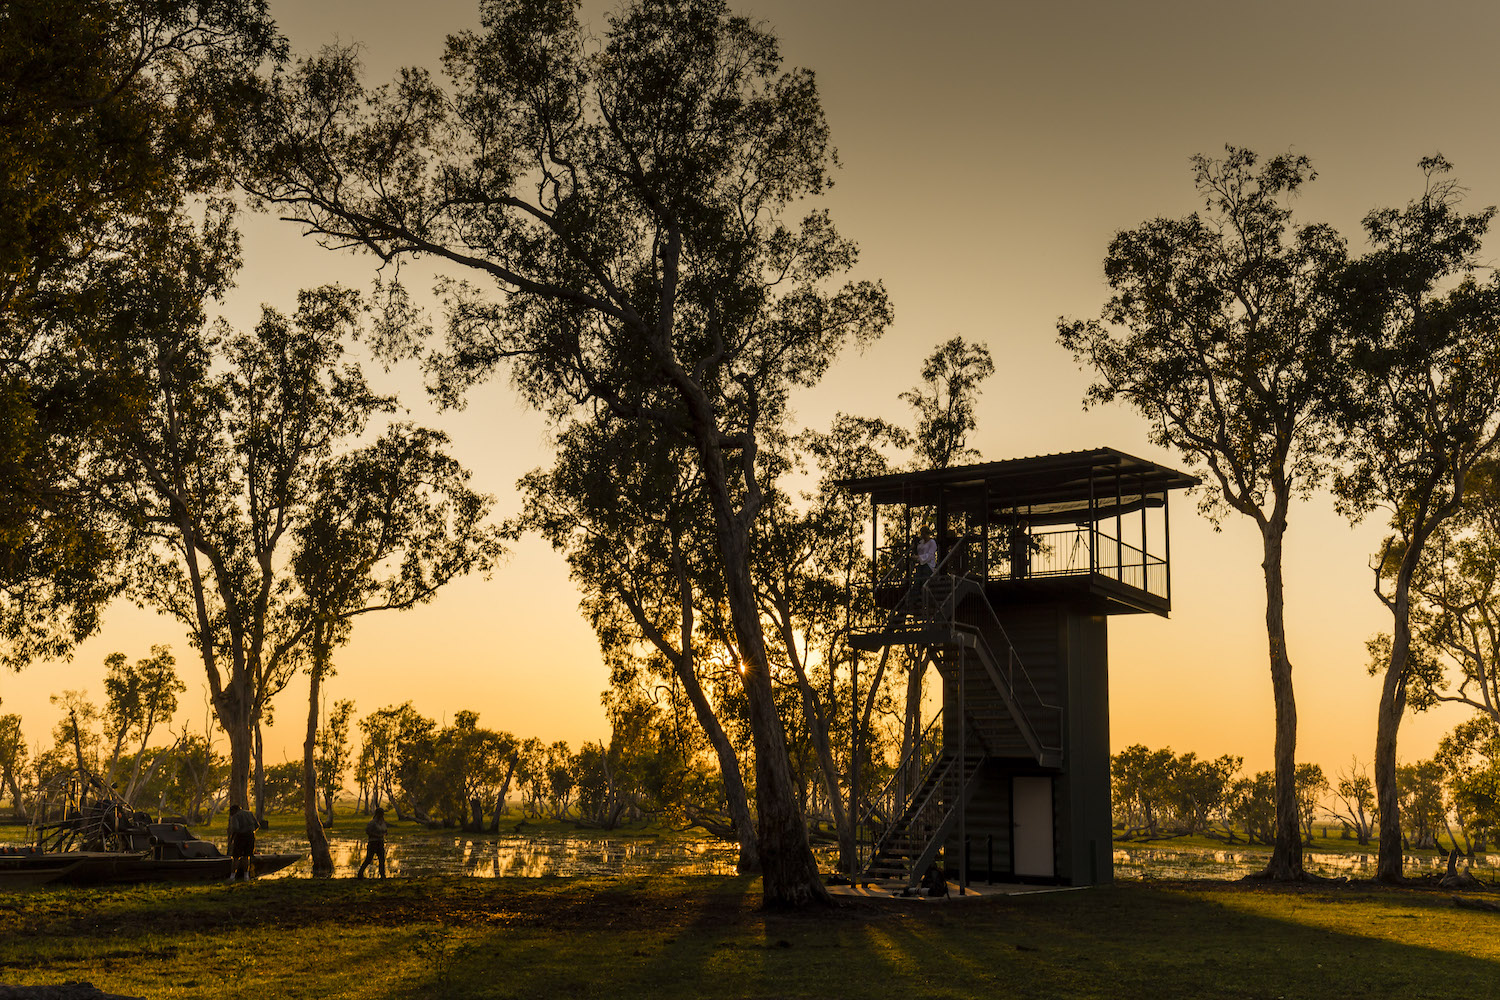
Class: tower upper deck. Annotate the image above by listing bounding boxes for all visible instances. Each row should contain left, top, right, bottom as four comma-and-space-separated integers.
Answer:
841, 448, 1199, 617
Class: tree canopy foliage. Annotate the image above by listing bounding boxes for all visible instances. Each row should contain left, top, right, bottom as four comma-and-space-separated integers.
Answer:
0, 0, 280, 668
1331, 156, 1500, 882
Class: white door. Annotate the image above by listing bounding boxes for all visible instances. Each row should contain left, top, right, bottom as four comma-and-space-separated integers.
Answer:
1013, 776, 1055, 878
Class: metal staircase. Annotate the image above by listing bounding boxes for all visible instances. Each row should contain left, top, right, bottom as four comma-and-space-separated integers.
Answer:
863, 749, 987, 882
851, 554, 1063, 887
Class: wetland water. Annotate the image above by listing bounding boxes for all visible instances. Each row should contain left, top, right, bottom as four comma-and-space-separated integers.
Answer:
237, 829, 1500, 880
247, 829, 779, 879
1112, 845, 1500, 881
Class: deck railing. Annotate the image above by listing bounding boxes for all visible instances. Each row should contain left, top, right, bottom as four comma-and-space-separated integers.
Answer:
875, 525, 1168, 600
1026, 527, 1167, 598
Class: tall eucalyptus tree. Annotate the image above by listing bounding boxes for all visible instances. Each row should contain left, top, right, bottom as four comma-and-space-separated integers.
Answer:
292, 425, 504, 871
1060, 148, 1346, 880
244, 0, 890, 904
0, 0, 279, 667
517, 416, 759, 872
110, 283, 390, 810
1331, 157, 1500, 882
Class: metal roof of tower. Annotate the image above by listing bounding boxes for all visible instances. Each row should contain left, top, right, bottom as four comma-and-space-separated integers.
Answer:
838, 447, 1199, 513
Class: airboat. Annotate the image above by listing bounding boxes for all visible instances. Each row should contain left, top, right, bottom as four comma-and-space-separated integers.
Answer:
1, 773, 301, 888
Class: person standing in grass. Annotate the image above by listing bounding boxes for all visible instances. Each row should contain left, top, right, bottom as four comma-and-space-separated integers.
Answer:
227, 804, 259, 881
357, 807, 387, 878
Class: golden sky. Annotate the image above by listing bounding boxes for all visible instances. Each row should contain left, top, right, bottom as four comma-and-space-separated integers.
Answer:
5, 0, 1498, 780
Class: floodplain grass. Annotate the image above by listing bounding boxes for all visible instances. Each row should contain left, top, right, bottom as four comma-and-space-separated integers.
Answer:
1110, 828, 1443, 857
4, 876, 1500, 999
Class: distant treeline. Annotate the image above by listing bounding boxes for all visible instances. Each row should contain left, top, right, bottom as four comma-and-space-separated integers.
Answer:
1112, 732, 1500, 855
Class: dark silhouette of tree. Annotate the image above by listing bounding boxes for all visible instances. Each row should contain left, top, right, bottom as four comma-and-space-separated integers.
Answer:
1330, 156, 1500, 882
1110, 745, 1241, 840
754, 414, 910, 871
358, 702, 440, 820
293, 425, 504, 871
1060, 147, 1346, 880
518, 415, 759, 871
1435, 717, 1500, 854
1330, 759, 1376, 845
754, 455, 854, 866
1375, 456, 1500, 858
315, 698, 357, 823
1396, 759, 1445, 851
1110, 744, 1177, 837
1391, 457, 1500, 724
899, 336, 994, 471
1293, 762, 1328, 843
244, 0, 889, 905
0, 707, 27, 819
108, 283, 395, 812
890, 337, 993, 787
0, 0, 279, 667
100, 645, 185, 799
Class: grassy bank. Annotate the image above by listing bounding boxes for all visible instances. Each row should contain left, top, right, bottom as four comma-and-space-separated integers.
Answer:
3, 876, 1500, 999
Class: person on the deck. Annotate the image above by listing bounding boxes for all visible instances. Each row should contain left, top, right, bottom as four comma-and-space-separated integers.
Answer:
227, 803, 258, 881
1009, 522, 1032, 579
906, 535, 937, 610
357, 807, 388, 878
915, 536, 937, 580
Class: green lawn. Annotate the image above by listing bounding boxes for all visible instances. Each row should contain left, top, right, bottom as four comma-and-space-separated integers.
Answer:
2, 876, 1499, 999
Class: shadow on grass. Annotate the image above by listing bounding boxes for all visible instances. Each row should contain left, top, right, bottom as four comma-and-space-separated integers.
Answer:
402, 875, 762, 999
404, 882, 1500, 1000
6, 878, 1500, 999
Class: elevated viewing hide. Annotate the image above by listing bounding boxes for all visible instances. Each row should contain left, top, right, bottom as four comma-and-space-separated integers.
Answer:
842, 448, 1197, 889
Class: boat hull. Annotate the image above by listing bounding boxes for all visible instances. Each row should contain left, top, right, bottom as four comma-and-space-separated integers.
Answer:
1, 848, 304, 887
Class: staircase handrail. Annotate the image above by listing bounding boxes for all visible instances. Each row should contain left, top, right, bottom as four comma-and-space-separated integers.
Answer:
858, 711, 943, 831
903, 751, 988, 886
862, 535, 979, 626
908, 565, 1063, 760
951, 621, 1052, 763
865, 750, 963, 866
952, 578, 1063, 713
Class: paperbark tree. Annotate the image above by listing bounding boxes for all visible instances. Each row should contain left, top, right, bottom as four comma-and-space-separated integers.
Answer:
110, 281, 393, 811
795, 415, 909, 851
315, 698, 356, 823
1385, 457, 1500, 725
1434, 718, 1500, 853
1060, 147, 1345, 880
292, 424, 504, 872
754, 414, 910, 871
1330, 156, 1500, 882
754, 476, 852, 865
518, 416, 759, 872
1330, 759, 1376, 846
899, 336, 995, 471
245, 0, 890, 904
0, 708, 28, 819
100, 645, 185, 798
891, 337, 993, 784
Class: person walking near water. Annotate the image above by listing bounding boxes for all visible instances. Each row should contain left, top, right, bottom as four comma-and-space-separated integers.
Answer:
357, 807, 388, 878
227, 803, 258, 881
